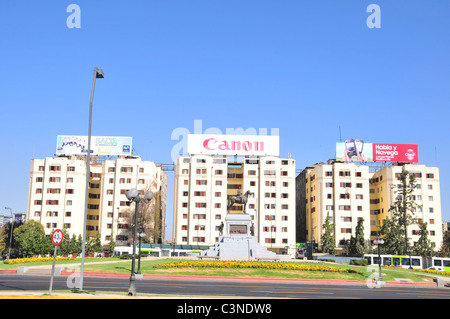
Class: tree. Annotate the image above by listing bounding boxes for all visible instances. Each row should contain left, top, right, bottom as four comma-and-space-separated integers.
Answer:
0, 220, 23, 256
388, 166, 420, 253
13, 220, 51, 257
380, 217, 405, 255
321, 213, 336, 255
438, 230, 450, 257
108, 237, 116, 257
413, 222, 433, 257
348, 218, 368, 256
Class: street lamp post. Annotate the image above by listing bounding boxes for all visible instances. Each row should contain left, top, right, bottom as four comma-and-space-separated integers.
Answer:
4, 207, 13, 259
126, 189, 153, 296
137, 230, 146, 275
407, 247, 413, 270
80, 67, 104, 291
374, 215, 385, 286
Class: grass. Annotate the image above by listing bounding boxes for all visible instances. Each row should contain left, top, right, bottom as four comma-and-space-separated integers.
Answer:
0, 257, 442, 284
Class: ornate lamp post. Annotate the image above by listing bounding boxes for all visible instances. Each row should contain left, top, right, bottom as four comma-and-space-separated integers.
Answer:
126, 189, 153, 296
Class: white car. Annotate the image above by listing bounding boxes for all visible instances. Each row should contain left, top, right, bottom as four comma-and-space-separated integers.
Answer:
427, 266, 445, 272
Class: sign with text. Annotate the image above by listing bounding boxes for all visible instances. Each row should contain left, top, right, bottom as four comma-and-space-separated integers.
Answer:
56, 135, 132, 156
51, 229, 64, 246
187, 134, 279, 157
336, 140, 419, 163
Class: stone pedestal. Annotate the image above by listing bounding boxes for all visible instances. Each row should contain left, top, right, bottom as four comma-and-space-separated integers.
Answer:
201, 214, 280, 259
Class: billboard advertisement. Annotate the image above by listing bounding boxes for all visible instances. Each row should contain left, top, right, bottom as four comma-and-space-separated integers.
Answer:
336, 139, 418, 163
187, 134, 279, 157
56, 135, 132, 156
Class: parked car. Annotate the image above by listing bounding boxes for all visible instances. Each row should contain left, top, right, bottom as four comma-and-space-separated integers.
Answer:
427, 266, 445, 272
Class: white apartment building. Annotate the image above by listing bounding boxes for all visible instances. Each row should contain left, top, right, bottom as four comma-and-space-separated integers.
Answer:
172, 155, 296, 252
296, 160, 371, 253
27, 155, 166, 247
296, 161, 443, 253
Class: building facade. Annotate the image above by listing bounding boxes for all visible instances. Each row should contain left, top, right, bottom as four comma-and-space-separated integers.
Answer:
296, 160, 443, 253
172, 155, 296, 252
26, 155, 166, 248
369, 163, 443, 251
296, 160, 371, 253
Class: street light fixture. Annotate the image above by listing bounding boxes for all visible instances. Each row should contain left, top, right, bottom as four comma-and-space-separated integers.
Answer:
4, 207, 13, 260
80, 67, 104, 291
126, 189, 154, 296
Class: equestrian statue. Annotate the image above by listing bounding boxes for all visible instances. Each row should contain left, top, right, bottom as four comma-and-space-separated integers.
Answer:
227, 190, 252, 214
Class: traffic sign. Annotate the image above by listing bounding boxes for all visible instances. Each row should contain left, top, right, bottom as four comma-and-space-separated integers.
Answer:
52, 229, 64, 246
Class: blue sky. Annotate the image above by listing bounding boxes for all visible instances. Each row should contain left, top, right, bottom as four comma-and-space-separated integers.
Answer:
1, 1, 449, 240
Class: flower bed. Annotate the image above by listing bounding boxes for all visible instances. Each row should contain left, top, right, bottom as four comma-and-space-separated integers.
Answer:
3, 257, 75, 265
413, 268, 450, 276
154, 260, 362, 274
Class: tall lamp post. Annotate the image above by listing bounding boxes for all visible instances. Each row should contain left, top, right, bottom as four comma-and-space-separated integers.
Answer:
4, 207, 14, 259
126, 189, 154, 296
80, 67, 104, 291
374, 215, 385, 286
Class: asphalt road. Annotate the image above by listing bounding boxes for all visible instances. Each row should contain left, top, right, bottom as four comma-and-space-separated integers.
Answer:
0, 274, 449, 299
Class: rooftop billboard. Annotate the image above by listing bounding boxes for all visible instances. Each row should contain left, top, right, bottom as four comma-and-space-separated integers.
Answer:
56, 135, 132, 156
336, 139, 419, 163
187, 134, 279, 157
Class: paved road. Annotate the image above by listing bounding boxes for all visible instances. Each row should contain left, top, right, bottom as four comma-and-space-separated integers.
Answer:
0, 274, 449, 299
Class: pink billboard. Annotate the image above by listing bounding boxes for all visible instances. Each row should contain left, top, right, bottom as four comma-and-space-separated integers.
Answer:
372, 143, 419, 163
336, 140, 419, 163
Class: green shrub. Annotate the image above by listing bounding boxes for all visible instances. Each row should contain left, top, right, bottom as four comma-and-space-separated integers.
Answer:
119, 254, 133, 259
350, 259, 368, 266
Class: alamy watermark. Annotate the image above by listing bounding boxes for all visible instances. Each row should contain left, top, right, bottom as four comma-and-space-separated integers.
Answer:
66, 4, 81, 29
65, 4, 381, 30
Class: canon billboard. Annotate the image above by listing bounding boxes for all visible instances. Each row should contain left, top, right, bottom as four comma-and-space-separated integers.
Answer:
336, 139, 419, 163
187, 134, 279, 157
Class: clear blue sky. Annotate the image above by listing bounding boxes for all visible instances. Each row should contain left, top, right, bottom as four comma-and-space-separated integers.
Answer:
1, 1, 449, 241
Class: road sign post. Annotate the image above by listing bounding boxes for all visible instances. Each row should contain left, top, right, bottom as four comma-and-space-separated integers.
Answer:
49, 229, 64, 295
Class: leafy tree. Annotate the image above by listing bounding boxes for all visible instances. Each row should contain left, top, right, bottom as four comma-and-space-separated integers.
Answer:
388, 166, 420, 253
321, 213, 336, 255
413, 222, 433, 256
108, 238, 116, 257
13, 220, 51, 257
59, 228, 71, 256
86, 233, 102, 256
380, 217, 405, 255
438, 230, 450, 257
348, 218, 368, 256
0, 220, 23, 256
75, 234, 83, 255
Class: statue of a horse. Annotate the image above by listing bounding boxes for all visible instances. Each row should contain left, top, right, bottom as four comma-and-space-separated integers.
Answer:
227, 190, 252, 213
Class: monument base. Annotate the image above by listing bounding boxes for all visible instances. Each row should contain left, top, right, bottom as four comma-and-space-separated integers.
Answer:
201, 213, 283, 259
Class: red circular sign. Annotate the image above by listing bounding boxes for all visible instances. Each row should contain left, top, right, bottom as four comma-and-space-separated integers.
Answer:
52, 229, 64, 246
